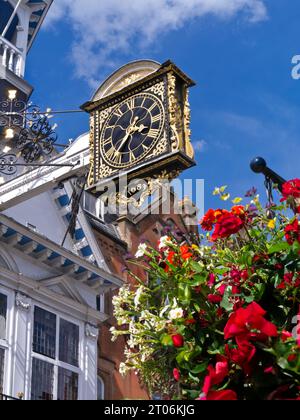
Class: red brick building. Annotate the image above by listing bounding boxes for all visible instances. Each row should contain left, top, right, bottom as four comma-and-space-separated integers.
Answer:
88, 193, 197, 400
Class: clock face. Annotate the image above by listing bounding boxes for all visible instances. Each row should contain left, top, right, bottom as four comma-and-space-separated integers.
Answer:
100, 93, 165, 169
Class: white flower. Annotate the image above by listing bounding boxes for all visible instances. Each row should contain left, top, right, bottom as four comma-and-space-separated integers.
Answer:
119, 362, 128, 376
135, 243, 148, 258
134, 286, 144, 308
169, 308, 184, 320
158, 236, 172, 250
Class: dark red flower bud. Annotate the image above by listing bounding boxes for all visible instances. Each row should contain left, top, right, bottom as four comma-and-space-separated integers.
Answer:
172, 334, 184, 348
173, 368, 181, 382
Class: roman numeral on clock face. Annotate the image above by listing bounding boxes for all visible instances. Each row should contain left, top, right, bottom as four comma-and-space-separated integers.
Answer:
106, 146, 116, 160
151, 114, 161, 123
148, 128, 159, 138
115, 109, 123, 118
103, 137, 112, 147
148, 102, 157, 113
128, 98, 135, 110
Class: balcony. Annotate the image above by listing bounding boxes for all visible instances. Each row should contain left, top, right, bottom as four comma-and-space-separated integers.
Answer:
0, 393, 22, 401
0, 36, 24, 78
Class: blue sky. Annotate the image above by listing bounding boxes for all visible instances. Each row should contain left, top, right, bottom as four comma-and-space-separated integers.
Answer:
26, 0, 300, 211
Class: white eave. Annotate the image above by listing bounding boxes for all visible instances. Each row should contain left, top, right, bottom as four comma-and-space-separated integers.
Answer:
0, 212, 123, 290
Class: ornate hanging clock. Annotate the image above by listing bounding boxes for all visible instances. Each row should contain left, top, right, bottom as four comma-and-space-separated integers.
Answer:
82, 60, 196, 195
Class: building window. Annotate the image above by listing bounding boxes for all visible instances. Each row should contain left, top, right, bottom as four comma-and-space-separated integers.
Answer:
0, 348, 5, 395
0, 291, 8, 396
97, 376, 104, 400
31, 307, 81, 401
33, 307, 56, 359
58, 368, 78, 401
31, 358, 54, 401
0, 294, 7, 340
59, 320, 79, 367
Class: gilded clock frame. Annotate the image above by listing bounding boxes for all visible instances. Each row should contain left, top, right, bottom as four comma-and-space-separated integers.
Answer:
86, 62, 195, 189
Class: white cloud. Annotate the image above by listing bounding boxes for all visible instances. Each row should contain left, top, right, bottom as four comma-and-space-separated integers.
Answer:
193, 139, 207, 152
45, 0, 267, 87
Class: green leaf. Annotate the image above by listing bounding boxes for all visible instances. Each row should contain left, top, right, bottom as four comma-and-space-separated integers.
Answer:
188, 372, 200, 384
220, 287, 234, 312
190, 273, 208, 286
160, 334, 173, 347
245, 295, 255, 304
292, 241, 300, 254
190, 261, 205, 273
191, 363, 208, 374
267, 242, 290, 254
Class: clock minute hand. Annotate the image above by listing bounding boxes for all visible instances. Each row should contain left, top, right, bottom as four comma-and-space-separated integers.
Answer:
116, 131, 131, 153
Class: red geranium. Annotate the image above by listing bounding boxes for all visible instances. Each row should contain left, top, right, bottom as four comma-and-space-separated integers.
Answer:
225, 339, 256, 375
281, 179, 300, 201
224, 302, 278, 342
208, 294, 223, 304
204, 390, 238, 401
212, 213, 245, 241
201, 209, 217, 231
277, 273, 294, 290
202, 356, 229, 396
284, 219, 300, 245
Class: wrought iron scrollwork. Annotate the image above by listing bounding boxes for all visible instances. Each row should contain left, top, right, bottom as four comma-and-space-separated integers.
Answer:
0, 94, 61, 165
0, 154, 17, 176
16, 115, 58, 163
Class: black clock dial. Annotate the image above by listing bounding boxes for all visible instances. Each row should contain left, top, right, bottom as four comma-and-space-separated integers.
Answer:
100, 93, 165, 169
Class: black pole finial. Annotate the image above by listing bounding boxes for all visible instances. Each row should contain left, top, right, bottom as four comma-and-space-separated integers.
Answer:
250, 157, 267, 174
250, 157, 286, 192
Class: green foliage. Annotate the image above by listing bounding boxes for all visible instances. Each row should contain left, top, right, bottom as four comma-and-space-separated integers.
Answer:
111, 191, 300, 400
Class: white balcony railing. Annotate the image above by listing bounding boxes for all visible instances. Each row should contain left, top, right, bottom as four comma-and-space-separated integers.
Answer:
0, 36, 24, 78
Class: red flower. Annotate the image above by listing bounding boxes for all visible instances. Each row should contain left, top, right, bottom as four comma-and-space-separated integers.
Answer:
264, 366, 276, 375
201, 390, 238, 401
180, 245, 193, 260
225, 339, 256, 375
164, 251, 176, 273
212, 213, 244, 241
224, 302, 278, 342
288, 354, 297, 363
231, 205, 246, 218
185, 318, 197, 326
284, 219, 300, 245
202, 356, 229, 396
207, 273, 216, 288
200, 209, 217, 231
281, 179, 300, 201
281, 331, 293, 342
172, 334, 184, 348
277, 273, 294, 290
173, 368, 181, 382
208, 294, 223, 304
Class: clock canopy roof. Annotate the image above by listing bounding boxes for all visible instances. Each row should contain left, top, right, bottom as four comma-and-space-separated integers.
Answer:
92, 60, 161, 102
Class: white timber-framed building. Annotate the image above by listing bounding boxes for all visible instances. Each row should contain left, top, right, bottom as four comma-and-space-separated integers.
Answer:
0, 0, 123, 400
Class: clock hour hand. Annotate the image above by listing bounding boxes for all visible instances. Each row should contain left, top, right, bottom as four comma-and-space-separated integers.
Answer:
116, 116, 140, 152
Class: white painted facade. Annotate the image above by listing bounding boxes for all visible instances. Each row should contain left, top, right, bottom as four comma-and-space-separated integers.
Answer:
0, 134, 123, 401
0, 0, 124, 400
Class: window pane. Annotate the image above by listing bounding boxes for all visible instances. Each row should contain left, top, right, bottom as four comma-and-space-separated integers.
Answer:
0, 294, 7, 340
31, 358, 54, 401
59, 319, 79, 367
33, 307, 56, 359
97, 376, 104, 400
0, 348, 5, 395
57, 368, 78, 401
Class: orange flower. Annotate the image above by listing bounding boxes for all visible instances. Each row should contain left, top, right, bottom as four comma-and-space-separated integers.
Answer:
180, 245, 193, 260
231, 205, 245, 216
